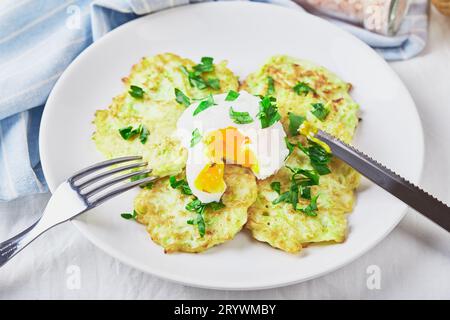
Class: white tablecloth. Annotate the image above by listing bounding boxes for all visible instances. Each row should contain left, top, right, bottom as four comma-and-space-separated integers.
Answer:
1, 7, 450, 300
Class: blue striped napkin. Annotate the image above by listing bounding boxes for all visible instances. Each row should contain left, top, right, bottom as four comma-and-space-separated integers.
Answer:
0, 0, 428, 201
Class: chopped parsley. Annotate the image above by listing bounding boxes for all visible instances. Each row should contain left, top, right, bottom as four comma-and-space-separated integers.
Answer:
129, 171, 153, 189
300, 186, 311, 200
174, 88, 191, 107
180, 57, 220, 90
298, 141, 332, 175
274, 134, 331, 216
206, 78, 220, 90
270, 181, 281, 195
298, 194, 319, 216
186, 199, 206, 237
193, 95, 216, 115
229, 107, 253, 124
293, 82, 316, 96
119, 126, 136, 140
180, 66, 207, 89
130, 172, 149, 182
169, 176, 192, 195
272, 191, 290, 205
140, 182, 153, 190
272, 166, 320, 215
190, 128, 202, 147
288, 112, 306, 136
193, 57, 214, 73
208, 201, 225, 211
288, 180, 299, 210
311, 103, 329, 121
129, 85, 144, 99
285, 137, 295, 158
257, 96, 281, 129
225, 90, 240, 101
286, 166, 320, 188
121, 210, 137, 220
139, 126, 149, 144
118, 124, 149, 144
186, 199, 225, 237
267, 76, 275, 95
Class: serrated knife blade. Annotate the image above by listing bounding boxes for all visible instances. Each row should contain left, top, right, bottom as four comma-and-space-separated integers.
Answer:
315, 130, 450, 232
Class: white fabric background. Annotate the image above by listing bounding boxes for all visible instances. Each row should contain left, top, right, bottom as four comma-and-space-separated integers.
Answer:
0, 7, 449, 300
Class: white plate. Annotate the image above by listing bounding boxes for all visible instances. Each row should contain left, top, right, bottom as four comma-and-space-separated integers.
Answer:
40, 1, 424, 290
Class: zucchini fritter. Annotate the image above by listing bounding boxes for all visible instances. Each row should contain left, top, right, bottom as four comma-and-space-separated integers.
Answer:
134, 166, 257, 253
242, 55, 360, 253
93, 53, 239, 177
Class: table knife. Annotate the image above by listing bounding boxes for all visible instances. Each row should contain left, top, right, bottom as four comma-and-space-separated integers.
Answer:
315, 130, 450, 232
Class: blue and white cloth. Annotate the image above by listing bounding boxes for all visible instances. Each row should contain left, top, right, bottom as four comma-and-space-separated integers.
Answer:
0, 0, 429, 201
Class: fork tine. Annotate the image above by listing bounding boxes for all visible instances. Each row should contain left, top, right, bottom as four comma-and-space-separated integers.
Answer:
88, 176, 158, 208
83, 169, 153, 198
69, 156, 142, 183
76, 161, 148, 189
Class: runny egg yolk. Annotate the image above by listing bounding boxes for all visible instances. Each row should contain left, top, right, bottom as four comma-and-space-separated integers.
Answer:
194, 162, 226, 193
194, 127, 259, 194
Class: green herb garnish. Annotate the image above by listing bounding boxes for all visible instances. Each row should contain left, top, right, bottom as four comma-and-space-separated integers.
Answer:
140, 182, 154, 190
229, 107, 253, 124
130, 172, 153, 189
285, 137, 295, 158
300, 186, 311, 200
180, 66, 207, 89
186, 199, 225, 237
298, 141, 332, 175
180, 57, 220, 90
298, 194, 319, 216
118, 126, 137, 140
311, 103, 329, 121
267, 76, 275, 95
174, 88, 191, 107
286, 166, 320, 187
288, 112, 306, 136
272, 191, 290, 205
208, 201, 225, 211
225, 90, 240, 101
118, 124, 149, 144
206, 78, 220, 90
139, 126, 149, 144
270, 181, 281, 195
169, 176, 192, 195
293, 82, 316, 96
121, 210, 138, 220
193, 95, 215, 115
288, 180, 299, 210
190, 128, 202, 147
129, 85, 144, 99
257, 96, 281, 129
186, 199, 206, 237
193, 57, 214, 73
272, 166, 320, 213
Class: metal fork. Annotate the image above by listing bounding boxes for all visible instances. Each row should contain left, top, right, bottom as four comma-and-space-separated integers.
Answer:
0, 156, 157, 268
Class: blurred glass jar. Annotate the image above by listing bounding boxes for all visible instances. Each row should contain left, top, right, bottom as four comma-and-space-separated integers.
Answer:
295, 0, 410, 36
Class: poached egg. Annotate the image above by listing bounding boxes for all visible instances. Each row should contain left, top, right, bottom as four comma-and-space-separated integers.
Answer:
176, 91, 288, 203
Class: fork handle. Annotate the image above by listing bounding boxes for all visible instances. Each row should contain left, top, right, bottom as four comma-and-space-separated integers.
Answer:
0, 219, 50, 267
